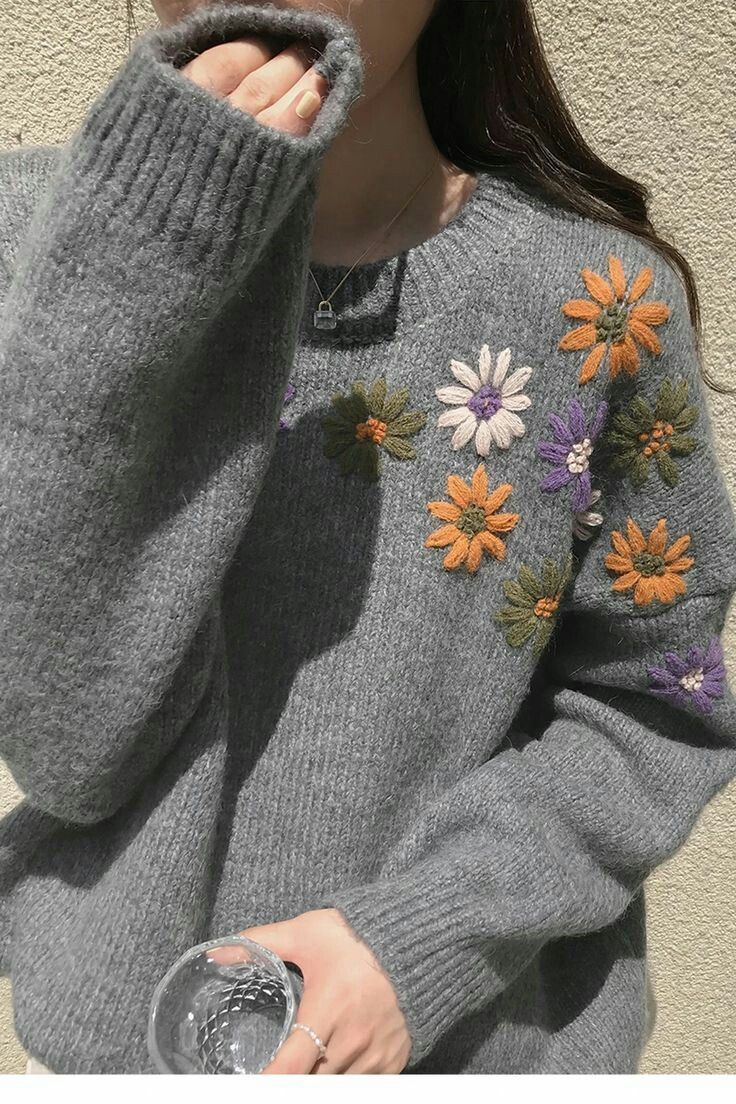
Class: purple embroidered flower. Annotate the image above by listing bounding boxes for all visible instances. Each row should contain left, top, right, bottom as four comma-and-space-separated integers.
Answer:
537, 399, 608, 513
647, 638, 726, 715
278, 381, 296, 432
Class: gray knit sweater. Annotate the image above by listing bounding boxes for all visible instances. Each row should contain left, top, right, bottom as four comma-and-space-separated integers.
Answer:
1, 0, 735, 1076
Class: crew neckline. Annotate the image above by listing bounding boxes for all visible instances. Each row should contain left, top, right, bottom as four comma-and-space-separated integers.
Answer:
298, 169, 527, 346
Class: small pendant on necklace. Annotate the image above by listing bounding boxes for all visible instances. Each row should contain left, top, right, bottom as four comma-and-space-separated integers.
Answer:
313, 299, 337, 330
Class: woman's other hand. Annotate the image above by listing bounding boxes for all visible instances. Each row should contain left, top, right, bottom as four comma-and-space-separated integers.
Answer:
238, 908, 412, 1074
181, 35, 328, 134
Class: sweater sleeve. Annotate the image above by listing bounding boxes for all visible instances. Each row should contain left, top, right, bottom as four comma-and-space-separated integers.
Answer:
314, 262, 736, 1069
0, 2, 363, 824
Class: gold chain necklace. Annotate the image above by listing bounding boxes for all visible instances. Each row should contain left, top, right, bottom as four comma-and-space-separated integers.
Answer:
308, 160, 439, 330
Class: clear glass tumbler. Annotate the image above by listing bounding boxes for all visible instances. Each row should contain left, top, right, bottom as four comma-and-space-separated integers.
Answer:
147, 935, 304, 1075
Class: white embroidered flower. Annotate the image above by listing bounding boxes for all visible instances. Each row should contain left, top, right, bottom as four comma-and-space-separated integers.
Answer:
435, 344, 533, 455
572, 489, 604, 542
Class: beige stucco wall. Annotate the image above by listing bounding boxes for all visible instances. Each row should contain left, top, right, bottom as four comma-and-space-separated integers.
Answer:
0, 0, 734, 1076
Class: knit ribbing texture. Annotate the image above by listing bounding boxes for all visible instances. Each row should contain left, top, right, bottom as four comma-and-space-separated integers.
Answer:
1, 0, 735, 1076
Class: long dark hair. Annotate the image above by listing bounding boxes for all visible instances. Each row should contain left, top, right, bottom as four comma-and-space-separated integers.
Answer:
417, 0, 727, 389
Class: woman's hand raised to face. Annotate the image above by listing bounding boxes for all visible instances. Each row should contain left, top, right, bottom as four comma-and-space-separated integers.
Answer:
181, 35, 328, 135
235, 908, 413, 1074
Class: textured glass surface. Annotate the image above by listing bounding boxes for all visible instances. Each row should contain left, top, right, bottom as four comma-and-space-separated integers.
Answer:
148, 937, 303, 1075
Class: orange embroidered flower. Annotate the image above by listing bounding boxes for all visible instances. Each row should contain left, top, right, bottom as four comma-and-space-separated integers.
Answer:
604, 517, 694, 606
560, 255, 670, 385
425, 463, 520, 572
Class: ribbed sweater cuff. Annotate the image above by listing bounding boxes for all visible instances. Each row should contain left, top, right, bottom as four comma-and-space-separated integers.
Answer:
318, 874, 504, 1069
51, 2, 363, 279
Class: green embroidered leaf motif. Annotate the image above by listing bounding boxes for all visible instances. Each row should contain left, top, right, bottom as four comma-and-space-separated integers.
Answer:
337, 442, 379, 481
323, 378, 425, 479
503, 619, 537, 648
357, 445, 380, 481
606, 378, 700, 489
656, 451, 680, 486
671, 379, 689, 407
631, 453, 650, 485
322, 414, 354, 433
335, 445, 360, 475
367, 377, 388, 417
502, 580, 535, 607
673, 407, 698, 432
534, 617, 556, 655
655, 379, 677, 420
608, 430, 638, 452
387, 411, 426, 437
668, 432, 697, 455
382, 435, 417, 460
657, 380, 698, 430
498, 556, 570, 653
541, 558, 561, 596
380, 387, 410, 423
628, 396, 654, 429
323, 436, 351, 460
332, 392, 367, 423
517, 564, 543, 599
497, 605, 534, 623
664, 379, 687, 417
611, 411, 646, 437
607, 452, 635, 477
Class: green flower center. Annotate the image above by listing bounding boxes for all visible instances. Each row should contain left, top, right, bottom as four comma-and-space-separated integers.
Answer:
596, 302, 629, 344
633, 552, 666, 577
457, 504, 487, 538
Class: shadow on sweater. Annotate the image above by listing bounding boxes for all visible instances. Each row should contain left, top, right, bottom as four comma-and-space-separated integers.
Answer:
205, 405, 381, 917
4, 406, 377, 887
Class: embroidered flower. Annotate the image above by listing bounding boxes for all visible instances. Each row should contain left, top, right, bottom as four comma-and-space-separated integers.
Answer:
573, 489, 604, 542
537, 399, 608, 513
607, 378, 698, 487
436, 343, 532, 454
278, 381, 296, 432
497, 555, 573, 654
647, 639, 726, 715
425, 463, 520, 572
559, 255, 670, 384
322, 377, 427, 481
604, 518, 694, 606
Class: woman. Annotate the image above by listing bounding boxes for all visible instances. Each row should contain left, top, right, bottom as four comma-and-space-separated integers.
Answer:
1, 0, 734, 1076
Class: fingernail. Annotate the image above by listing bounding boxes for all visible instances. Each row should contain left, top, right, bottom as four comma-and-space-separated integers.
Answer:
295, 90, 320, 120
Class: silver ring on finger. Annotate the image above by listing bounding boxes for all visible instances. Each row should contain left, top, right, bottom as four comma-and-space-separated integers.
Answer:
291, 1021, 327, 1059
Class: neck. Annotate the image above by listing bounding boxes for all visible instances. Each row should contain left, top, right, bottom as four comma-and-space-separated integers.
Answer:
310, 44, 477, 266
